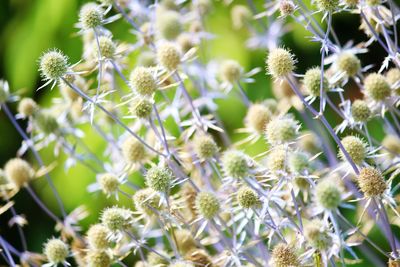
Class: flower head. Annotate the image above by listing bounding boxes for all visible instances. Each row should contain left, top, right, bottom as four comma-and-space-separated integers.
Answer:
4, 158, 34, 189
145, 165, 174, 192
79, 3, 103, 30
157, 42, 181, 70
265, 116, 299, 144
221, 150, 249, 179
338, 136, 366, 165
39, 50, 68, 82
358, 167, 386, 197
43, 238, 69, 265
364, 73, 391, 101
266, 48, 295, 78
86, 224, 111, 250
195, 191, 220, 219
303, 67, 329, 96
316, 179, 342, 209
270, 243, 299, 267
237, 186, 259, 209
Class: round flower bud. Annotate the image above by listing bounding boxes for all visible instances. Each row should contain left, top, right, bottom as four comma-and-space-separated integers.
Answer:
169, 261, 195, 267
267, 146, 287, 172
133, 188, 161, 215
316, 180, 341, 209
265, 116, 299, 144
130, 67, 157, 96
231, 5, 252, 29
279, 0, 295, 17
339, 136, 366, 165
130, 97, 153, 119
4, 158, 34, 188
86, 250, 111, 267
137, 51, 157, 67
79, 3, 103, 30
245, 104, 271, 133
220, 60, 242, 83
386, 68, 400, 92
39, 50, 68, 81
266, 48, 295, 78
145, 166, 173, 192
351, 99, 371, 122
270, 243, 299, 267
44, 238, 69, 264
382, 134, 400, 157
364, 73, 391, 101
195, 192, 220, 219
34, 111, 59, 134
358, 167, 387, 196
86, 224, 110, 250
175, 229, 196, 255
221, 150, 249, 179
156, 10, 182, 40
315, 0, 339, 12
288, 151, 309, 173
100, 206, 132, 232
337, 53, 360, 77
18, 98, 38, 118
193, 135, 218, 160
93, 36, 116, 59
177, 34, 194, 53
305, 220, 332, 250
148, 252, 169, 266
184, 249, 213, 266
98, 173, 120, 195
157, 43, 181, 70
303, 67, 329, 96
122, 137, 146, 163
237, 186, 259, 209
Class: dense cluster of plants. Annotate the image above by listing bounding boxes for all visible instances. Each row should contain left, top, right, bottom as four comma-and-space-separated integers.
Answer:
1, 0, 400, 266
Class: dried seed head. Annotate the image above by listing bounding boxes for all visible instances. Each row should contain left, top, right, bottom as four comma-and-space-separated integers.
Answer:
315, 0, 339, 12
79, 3, 103, 30
382, 134, 400, 157
145, 166, 173, 192
266, 48, 295, 78
279, 0, 296, 17
130, 97, 153, 119
386, 68, 400, 92
220, 60, 242, 83
4, 158, 34, 188
122, 137, 146, 163
270, 243, 299, 267
358, 167, 387, 196
34, 111, 59, 134
316, 180, 341, 209
303, 67, 329, 96
288, 151, 309, 173
133, 188, 161, 215
337, 52, 360, 77
98, 173, 120, 195
193, 134, 218, 160
339, 136, 366, 165
157, 42, 181, 70
195, 192, 220, 219
44, 238, 69, 264
267, 146, 287, 172
100, 206, 132, 231
351, 99, 371, 122
86, 224, 111, 250
137, 51, 157, 67
245, 104, 272, 133
18, 98, 38, 118
184, 249, 213, 266
304, 220, 332, 250
237, 186, 259, 209
265, 116, 299, 144
39, 50, 68, 81
129, 67, 157, 96
231, 5, 252, 29
364, 73, 391, 101
93, 36, 116, 59
86, 250, 112, 267
175, 229, 197, 255
156, 10, 182, 40
221, 150, 249, 179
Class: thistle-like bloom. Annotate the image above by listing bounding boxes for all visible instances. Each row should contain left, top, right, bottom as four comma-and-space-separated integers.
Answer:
195, 191, 220, 220
43, 238, 69, 267
266, 48, 296, 78
265, 115, 300, 144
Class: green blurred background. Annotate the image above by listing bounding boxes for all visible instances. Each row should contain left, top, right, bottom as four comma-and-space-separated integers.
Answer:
0, 0, 391, 265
